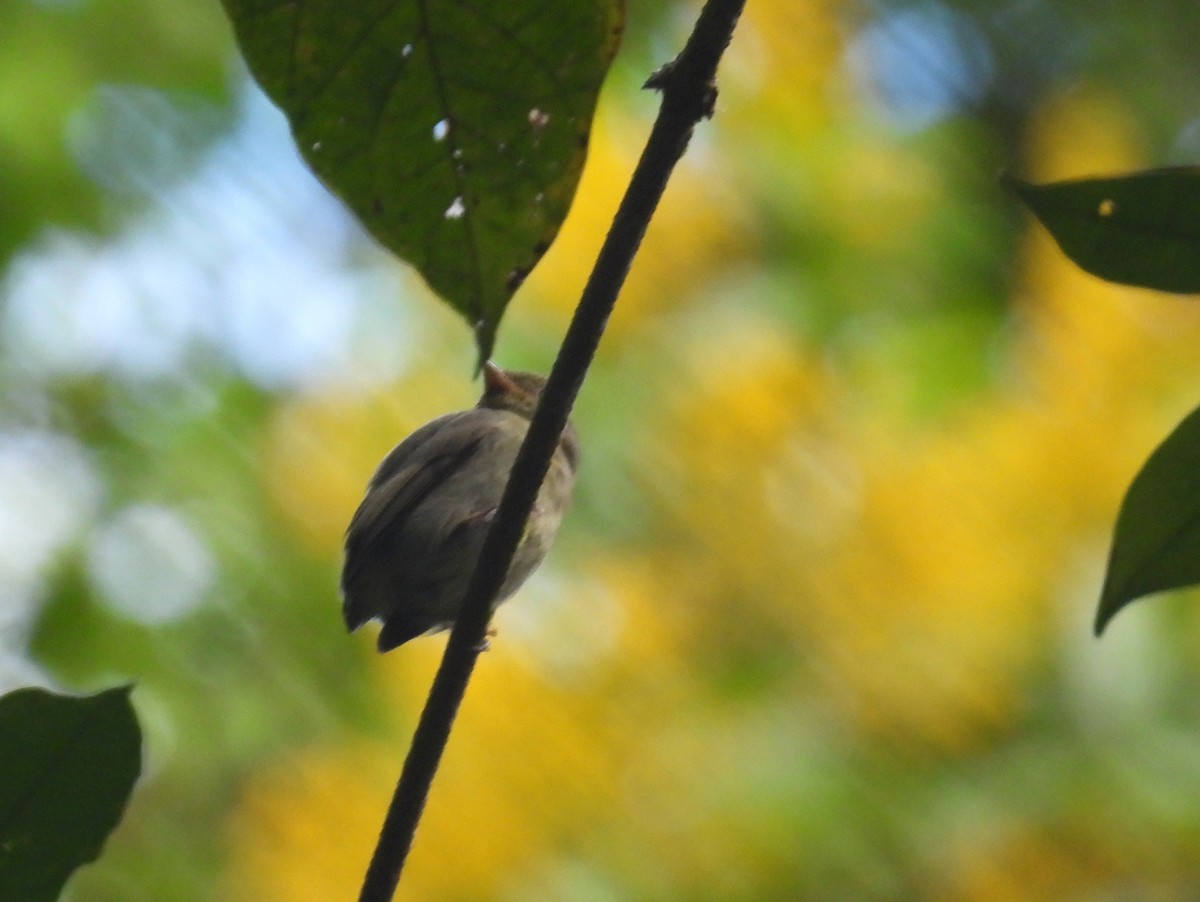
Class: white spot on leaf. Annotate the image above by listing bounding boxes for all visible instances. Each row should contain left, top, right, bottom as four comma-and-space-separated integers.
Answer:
444, 196, 465, 219
432, 119, 450, 142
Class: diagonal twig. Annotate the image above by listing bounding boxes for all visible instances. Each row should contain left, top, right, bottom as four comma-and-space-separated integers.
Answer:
358, 2, 747, 898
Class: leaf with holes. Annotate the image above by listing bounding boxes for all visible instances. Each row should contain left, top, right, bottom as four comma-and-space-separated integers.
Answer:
1004, 168, 1200, 293
1096, 402, 1200, 635
222, 0, 624, 364
0, 686, 142, 901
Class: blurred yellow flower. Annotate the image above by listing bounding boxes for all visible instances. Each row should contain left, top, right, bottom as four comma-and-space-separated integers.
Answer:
223, 743, 392, 901
521, 106, 756, 342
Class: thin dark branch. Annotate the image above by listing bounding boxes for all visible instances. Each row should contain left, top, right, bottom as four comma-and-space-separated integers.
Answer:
357, 1, 746, 899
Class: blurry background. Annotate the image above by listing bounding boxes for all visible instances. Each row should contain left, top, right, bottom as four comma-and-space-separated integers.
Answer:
5, 0, 1200, 899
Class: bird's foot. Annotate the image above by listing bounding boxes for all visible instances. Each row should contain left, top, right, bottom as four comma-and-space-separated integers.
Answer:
472, 626, 498, 653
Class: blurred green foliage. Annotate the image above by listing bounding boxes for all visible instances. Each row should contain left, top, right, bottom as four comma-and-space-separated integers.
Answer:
4, 1, 1200, 900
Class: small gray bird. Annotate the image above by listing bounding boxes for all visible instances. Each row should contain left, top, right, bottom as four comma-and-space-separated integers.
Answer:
341, 362, 579, 651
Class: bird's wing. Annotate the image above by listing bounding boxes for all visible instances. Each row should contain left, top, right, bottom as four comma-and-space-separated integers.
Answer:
342, 412, 487, 589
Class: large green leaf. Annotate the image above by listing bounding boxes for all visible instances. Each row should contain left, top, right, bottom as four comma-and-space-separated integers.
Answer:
1096, 403, 1200, 634
221, 0, 624, 363
1004, 168, 1200, 293
0, 686, 142, 901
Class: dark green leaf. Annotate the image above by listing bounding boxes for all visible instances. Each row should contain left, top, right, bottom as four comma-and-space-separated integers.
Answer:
221, 0, 624, 364
1096, 403, 1200, 634
0, 686, 142, 900
1003, 168, 1200, 293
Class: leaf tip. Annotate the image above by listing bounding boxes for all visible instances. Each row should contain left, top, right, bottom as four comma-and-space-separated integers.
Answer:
473, 320, 497, 375
999, 170, 1034, 201
1094, 572, 1124, 637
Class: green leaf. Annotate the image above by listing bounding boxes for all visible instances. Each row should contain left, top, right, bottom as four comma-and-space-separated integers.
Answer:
1096, 403, 1200, 634
0, 686, 142, 901
221, 0, 624, 364
1003, 168, 1200, 293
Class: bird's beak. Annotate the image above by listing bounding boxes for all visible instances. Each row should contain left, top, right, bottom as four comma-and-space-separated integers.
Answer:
483, 361, 518, 395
